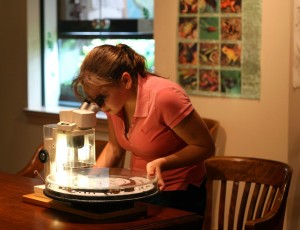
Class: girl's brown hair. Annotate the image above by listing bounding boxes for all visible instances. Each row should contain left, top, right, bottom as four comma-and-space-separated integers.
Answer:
72, 44, 149, 100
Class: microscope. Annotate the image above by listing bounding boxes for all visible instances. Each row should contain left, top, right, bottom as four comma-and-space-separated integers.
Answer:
39, 101, 99, 178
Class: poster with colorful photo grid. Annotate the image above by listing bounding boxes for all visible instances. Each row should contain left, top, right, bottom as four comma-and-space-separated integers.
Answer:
177, 0, 261, 99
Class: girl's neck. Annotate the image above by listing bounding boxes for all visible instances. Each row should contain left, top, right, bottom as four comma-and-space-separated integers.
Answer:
124, 96, 136, 118
123, 103, 135, 135
124, 79, 138, 116
122, 74, 139, 133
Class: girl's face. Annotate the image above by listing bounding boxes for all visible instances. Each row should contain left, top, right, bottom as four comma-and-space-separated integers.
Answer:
84, 73, 133, 115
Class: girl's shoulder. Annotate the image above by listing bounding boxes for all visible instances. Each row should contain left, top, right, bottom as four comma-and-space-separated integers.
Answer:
146, 75, 184, 92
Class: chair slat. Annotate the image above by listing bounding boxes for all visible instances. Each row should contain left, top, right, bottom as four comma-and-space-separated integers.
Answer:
255, 184, 269, 218
247, 183, 261, 220
263, 186, 277, 215
228, 181, 239, 230
219, 180, 227, 229
237, 182, 251, 229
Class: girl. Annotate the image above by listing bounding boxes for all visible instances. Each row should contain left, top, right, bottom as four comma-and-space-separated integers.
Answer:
72, 44, 215, 215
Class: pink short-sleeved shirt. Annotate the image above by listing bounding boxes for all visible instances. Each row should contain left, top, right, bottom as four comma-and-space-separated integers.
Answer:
106, 75, 206, 191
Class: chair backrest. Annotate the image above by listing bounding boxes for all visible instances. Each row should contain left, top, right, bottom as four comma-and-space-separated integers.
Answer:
203, 156, 292, 230
17, 139, 107, 178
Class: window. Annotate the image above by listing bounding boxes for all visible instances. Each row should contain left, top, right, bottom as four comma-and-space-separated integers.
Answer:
42, 0, 154, 108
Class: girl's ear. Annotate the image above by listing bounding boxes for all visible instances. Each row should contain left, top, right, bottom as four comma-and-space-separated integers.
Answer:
121, 72, 132, 89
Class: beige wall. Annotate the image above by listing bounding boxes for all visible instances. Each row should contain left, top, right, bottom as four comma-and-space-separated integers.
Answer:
155, 0, 299, 229
0, 0, 44, 173
155, 0, 290, 161
0, 0, 299, 229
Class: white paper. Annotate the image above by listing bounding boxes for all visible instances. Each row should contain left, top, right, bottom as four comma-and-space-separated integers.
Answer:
293, 0, 300, 88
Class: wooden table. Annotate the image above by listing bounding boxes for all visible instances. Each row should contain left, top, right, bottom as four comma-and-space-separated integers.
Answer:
0, 171, 202, 229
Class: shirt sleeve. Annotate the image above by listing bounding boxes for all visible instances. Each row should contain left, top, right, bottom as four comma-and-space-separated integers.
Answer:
155, 86, 194, 128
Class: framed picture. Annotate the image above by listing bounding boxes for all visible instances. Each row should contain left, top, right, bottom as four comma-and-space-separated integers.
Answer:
177, 0, 262, 99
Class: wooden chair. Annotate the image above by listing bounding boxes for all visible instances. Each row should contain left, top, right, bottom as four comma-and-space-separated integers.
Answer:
203, 156, 292, 230
17, 139, 107, 178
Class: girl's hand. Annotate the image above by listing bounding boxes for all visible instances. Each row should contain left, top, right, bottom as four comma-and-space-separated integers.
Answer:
146, 159, 165, 191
